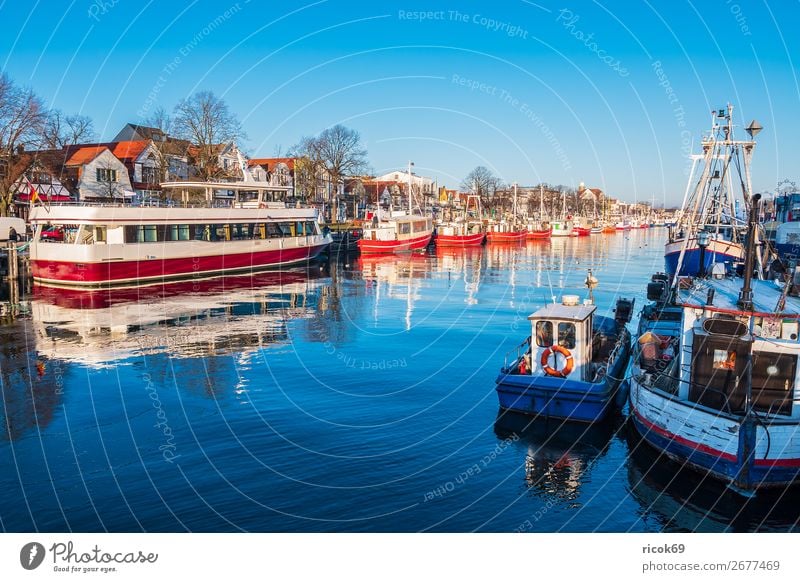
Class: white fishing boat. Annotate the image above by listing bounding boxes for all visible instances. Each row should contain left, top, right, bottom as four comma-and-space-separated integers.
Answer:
631, 189, 800, 492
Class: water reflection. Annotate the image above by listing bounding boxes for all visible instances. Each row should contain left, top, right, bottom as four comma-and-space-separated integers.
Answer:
0, 313, 65, 442
31, 270, 328, 369
626, 424, 800, 532
494, 410, 618, 502
434, 247, 484, 305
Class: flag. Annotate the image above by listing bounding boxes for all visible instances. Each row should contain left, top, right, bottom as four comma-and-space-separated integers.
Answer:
26, 176, 50, 212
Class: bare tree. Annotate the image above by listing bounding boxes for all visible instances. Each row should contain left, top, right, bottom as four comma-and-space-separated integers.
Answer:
144, 106, 172, 136
42, 111, 95, 149
0, 74, 49, 216
291, 125, 368, 217
289, 135, 325, 203
315, 125, 368, 187
461, 166, 500, 208
172, 91, 243, 180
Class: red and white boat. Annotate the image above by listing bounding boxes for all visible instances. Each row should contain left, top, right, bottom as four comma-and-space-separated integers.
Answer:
29, 181, 332, 289
573, 224, 591, 236
526, 187, 552, 239
435, 221, 485, 247
435, 193, 485, 247
486, 183, 526, 243
486, 221, 527, 243
526, 223, 551, 239
358, 213, 433, 253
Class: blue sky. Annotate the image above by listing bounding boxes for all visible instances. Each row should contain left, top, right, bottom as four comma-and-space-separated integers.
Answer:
1, 0, 798, 205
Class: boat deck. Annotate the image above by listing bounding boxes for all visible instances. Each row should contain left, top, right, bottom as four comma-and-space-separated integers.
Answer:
676, 276, 800, 315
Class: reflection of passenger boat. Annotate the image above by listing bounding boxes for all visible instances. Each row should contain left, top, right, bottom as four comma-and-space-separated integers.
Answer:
495, 272, 633, 423
29, 181, 332, 288
30, 269, 325, 367
631, 194, 800, 492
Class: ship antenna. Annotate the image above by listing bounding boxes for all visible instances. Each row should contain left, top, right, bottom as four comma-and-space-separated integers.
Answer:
737, 193, 761, 311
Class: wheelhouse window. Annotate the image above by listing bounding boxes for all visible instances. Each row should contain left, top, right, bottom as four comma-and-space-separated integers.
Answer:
751, 351, 797, 415
535, 321, 553, 347
305, 221, 317, 235
399, 223, 411, 235
558, 323, 576, 349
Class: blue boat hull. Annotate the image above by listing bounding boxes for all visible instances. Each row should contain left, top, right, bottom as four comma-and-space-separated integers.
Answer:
495, 350, 630, 423
664, 246, 739, 277
775, 242, 800, 260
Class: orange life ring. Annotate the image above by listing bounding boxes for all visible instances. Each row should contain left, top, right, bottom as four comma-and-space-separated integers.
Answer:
540, 345, 574, 377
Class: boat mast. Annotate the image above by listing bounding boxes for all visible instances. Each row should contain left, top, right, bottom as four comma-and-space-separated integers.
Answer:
408, 160, 413, 215
539, 185, 544, 221
513, 182, 518, 224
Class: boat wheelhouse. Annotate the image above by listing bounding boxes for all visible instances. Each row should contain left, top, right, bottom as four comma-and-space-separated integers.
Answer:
486, 220, 527, 243
358, 213, 433, 253
29, 181, 331, 288
550, 219, 573, 237
495, 274, 633, 423
435, 220, 485, 247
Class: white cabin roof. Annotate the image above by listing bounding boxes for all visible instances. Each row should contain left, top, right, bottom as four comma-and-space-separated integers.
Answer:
677, 276, 800, 316
29, 205, 319, 225
528, 302, 596, 322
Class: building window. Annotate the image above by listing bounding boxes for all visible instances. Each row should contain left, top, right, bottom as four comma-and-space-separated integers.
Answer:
141, 166, 158, 184
96, 168, 118, 182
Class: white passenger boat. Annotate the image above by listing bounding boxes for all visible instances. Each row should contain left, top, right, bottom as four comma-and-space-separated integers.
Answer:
29, 181, 332, 288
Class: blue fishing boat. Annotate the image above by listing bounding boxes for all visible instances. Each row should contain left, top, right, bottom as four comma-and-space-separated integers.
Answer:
665, 105, 767, 277
495, 273, 633, 423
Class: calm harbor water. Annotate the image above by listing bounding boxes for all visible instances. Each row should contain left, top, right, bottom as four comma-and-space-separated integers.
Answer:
2, 229, 800, 532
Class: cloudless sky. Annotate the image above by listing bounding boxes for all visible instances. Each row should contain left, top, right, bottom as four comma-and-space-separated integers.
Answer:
1, 0, 798, 205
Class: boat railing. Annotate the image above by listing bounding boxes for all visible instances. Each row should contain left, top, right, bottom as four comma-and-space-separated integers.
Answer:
503, 336, 531, 371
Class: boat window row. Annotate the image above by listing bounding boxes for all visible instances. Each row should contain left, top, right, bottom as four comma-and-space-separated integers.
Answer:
37, 221, 319, 244
398, 220, 431, 235
124, 221, 320, 243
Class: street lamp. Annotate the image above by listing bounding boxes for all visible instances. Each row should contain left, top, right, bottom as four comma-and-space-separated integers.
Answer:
697, 231, 710, 277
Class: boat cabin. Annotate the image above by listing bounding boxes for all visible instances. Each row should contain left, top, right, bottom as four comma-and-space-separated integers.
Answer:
363, 214, 432, 241
161, 181, 293, 209
528, 297, 596, 382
